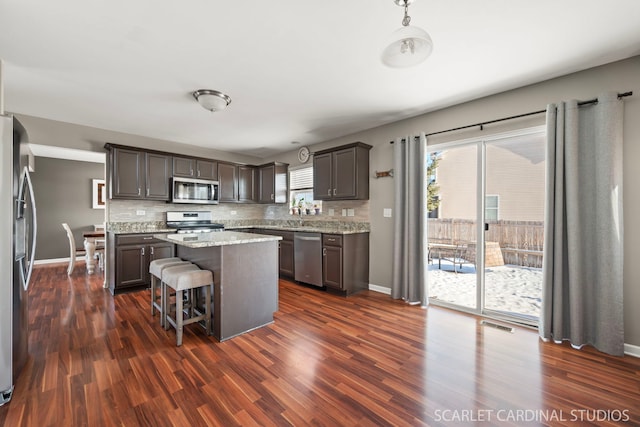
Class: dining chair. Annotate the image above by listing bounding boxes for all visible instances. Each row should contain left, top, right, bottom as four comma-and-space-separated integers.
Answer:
94, 238, 106, 270
62, 223, 84, 275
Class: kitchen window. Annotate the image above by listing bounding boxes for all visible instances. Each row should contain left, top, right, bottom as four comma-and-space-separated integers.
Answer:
289, 166, 321, 215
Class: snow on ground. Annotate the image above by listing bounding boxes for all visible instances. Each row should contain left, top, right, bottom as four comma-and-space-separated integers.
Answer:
428, 259, 542, 318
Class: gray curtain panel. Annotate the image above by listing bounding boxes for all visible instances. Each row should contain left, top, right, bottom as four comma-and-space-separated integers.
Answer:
540, 92, 624, 356
392, 133, 428, 306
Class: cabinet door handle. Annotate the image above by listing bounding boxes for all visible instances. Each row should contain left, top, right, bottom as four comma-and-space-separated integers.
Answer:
150, 246, 154, 255
333, 188, 337, 196
143, 236, 153, 240
271, 193, 274, 200
197, 170, 200, 177
322, 248, 326, 256
146, 188, 150, 196
327, 189, 331, 196
141, 247, 145, 256
328, 238, 336, 242
138, 188, 141, 196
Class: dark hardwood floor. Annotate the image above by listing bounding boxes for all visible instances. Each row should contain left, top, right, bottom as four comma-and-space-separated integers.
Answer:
1, 264, 639, 426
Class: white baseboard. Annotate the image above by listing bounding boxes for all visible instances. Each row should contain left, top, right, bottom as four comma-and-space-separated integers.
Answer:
624, 343, 640, 358
368, 283, 391, 295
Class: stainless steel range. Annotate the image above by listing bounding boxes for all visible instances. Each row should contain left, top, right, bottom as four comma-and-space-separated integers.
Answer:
166, 211, 224, 233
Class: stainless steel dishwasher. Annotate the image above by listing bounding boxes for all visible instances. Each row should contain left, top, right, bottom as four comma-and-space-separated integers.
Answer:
294, 232, 323, 287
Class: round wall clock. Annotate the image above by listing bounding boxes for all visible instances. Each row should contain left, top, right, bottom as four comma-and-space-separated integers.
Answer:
297, 146, 310, 163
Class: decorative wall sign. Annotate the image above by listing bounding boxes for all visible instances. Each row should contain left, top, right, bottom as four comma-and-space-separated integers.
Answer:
92, 179, 106, 209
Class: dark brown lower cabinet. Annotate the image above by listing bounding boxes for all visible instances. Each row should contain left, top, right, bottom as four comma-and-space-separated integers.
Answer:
278, 232, 295, 277
107, 233, 175, 295
322, 233, 369, 295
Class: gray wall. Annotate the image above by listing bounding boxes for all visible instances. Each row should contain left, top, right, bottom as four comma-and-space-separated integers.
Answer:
14, 114, 262, 165
268, 55, 640, 347
31, 157, 106, 260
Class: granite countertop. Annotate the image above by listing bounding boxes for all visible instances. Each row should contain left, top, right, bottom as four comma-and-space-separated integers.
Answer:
107, 221, 174, 235
225, 225, 367, 235
225, 220, 370, 235
108, 220, 370, 235
153, 230, 282, 248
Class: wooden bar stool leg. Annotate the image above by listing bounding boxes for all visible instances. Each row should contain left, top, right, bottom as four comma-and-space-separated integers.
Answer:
159, 280, 165, 328
163, 282, 171, 331
150, 275, 156, 316
176, 289, 184, 346
205, 284, 211, 335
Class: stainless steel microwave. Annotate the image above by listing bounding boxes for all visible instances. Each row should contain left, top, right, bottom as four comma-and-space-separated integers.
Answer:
171, 177, 219, 204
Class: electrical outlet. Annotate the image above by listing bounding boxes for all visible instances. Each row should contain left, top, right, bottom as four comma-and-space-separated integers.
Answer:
342, 209, 347, 216
230, 210, 237, 215
136, 210, 145, 216
328, 209, 335, 216
347, 209, 355, 217
383, 208, 392, 218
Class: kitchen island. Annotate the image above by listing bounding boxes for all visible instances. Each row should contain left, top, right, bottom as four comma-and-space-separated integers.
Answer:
153, 231, 282, 342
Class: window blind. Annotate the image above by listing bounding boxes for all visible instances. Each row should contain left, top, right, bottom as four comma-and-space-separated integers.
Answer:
290, 167, 313, 190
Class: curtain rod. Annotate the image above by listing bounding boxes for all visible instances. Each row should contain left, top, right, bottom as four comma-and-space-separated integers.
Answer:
390, 91, 633, 143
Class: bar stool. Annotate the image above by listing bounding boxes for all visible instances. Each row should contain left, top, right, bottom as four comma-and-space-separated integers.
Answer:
162, 265, 213, 346
149, 258, 191, 325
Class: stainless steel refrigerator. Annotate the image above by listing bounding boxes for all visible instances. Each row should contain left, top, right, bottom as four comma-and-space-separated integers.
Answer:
0, 112, 36, 406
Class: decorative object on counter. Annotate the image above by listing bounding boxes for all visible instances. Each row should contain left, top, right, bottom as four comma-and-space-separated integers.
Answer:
381, 0, 433, 68
193, 89, 232, 112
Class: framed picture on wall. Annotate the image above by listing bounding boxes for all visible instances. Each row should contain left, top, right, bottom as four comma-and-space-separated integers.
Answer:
92, 179, 106, 209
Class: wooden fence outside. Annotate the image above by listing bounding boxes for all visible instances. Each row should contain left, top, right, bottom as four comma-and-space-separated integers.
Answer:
428, 219, 544, 268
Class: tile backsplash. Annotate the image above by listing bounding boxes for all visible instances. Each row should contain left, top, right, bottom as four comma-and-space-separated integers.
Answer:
108, 199, 369, 224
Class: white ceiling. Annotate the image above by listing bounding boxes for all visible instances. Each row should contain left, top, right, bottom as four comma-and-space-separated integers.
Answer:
2, 1, 639, 157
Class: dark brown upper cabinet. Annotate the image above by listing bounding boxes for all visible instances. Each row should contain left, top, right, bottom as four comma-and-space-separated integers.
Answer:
172, 157, 218, 180
217, 162, 239, 202
313, 142, 372, 200
258, 162, 288, 204
109, 146, 172, 201
105, 143, 287, 204
238, 165, 257, 203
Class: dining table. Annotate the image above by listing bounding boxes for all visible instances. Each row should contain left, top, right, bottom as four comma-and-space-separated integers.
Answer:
82, 230, 105, 274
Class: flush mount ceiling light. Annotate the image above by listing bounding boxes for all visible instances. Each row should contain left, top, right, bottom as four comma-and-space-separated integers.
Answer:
193, 89, 232, 112
381, 0, 433, 68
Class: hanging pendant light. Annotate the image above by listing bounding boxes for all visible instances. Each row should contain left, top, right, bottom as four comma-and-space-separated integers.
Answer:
381, 0, 433, 68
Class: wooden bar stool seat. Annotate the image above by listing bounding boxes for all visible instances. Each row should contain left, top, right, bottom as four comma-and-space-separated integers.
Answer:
162, 265, 213, 346
149, 258, 191, 325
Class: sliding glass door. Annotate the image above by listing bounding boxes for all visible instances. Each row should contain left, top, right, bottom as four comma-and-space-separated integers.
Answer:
483, 132, 545, 323
427, 143, 478, 310
427, 127, 545, 325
